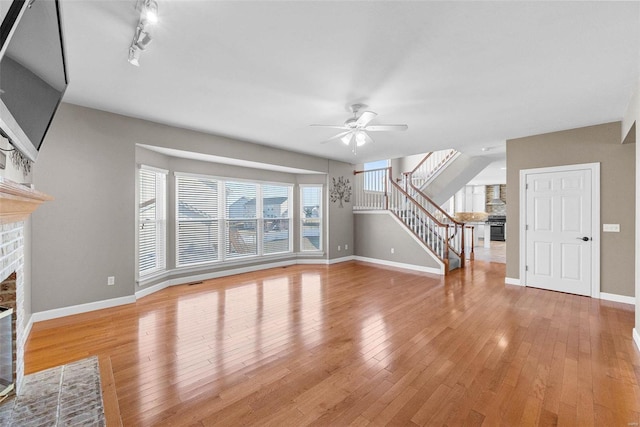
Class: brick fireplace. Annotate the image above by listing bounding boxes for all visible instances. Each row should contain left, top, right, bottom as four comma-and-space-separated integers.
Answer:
0, 177, 52, 395
0, 225, 24, 395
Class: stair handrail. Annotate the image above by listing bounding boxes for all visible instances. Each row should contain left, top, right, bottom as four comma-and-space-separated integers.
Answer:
406, 182, 466, 262
408, 181, 463, 227
386, 177, 452, 266
353, 166, 466, 268
406, 149, 457, 189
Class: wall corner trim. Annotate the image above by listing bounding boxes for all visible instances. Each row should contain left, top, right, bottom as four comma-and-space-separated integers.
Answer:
633, 328, 640, 352
599, 292, 635, 306
505, 277, 522, 286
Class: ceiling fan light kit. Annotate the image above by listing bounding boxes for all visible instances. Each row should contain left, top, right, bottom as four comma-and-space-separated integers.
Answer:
311, 104, 408, 155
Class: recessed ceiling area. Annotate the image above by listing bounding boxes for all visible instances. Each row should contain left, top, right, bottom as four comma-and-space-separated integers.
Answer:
60, 1, 639, 165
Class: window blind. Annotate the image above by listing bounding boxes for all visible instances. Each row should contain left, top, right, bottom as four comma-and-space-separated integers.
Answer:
176, 175, 220, 266
225, 181, 258, 258
262, 185, 291, 254
139, 168, 166, 276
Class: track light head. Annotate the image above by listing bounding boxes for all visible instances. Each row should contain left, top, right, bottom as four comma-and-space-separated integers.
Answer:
142, 0, 159, 24
134, 27, 152, 50
128, 47, 141, 66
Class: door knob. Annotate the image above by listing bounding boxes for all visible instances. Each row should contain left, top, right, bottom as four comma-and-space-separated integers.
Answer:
576, 237, 590, 241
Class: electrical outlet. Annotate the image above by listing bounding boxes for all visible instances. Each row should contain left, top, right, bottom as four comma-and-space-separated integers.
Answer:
338, 245, 341, 252
107, 276, 115, 286
391, 248, 395, 254
345, 244, 348, 250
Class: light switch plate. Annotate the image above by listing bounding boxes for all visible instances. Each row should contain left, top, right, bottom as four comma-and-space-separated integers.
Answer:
603, 224, 620, 232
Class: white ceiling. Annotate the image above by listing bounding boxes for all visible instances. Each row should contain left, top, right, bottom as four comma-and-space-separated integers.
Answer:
59, 1, 639, 167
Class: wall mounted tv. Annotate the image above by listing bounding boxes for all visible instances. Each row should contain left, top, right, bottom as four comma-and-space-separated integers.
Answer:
0, 0, 68, 162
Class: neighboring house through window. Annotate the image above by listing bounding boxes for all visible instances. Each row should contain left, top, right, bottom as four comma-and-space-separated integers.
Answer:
300, 185, 322, 251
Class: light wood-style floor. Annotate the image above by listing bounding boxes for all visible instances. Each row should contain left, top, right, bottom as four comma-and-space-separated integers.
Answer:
25, 261, 640, 426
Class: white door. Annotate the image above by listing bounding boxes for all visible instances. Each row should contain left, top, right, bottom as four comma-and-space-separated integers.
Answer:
524, 168, 592, 296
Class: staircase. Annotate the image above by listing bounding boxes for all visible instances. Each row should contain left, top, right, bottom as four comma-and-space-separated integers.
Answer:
353, 166, 466, 273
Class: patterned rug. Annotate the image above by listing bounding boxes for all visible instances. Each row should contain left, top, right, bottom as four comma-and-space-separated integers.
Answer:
0, 356, 105, 426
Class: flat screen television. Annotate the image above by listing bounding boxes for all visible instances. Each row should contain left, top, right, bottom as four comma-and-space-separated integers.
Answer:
0, 0, 68, 161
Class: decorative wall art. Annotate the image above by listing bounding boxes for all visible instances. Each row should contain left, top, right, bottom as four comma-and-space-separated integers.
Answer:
330, 176, 352, 208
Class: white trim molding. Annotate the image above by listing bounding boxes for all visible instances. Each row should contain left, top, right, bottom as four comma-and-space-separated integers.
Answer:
634, 328, 640, 352
599, 292, 635, 306
519, 163, 601, 298
505, 277, 522, 286
328, 256, 355, 265
354, 256, 443, 275
136, 259, 298, 299
31, 295, 136, 323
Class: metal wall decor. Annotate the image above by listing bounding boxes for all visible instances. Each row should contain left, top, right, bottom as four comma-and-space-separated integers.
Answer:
330, 176, 352, 208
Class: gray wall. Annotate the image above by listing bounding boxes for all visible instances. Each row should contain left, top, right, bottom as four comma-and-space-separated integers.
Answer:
354, 212, 441, 270
327, 160, 354, 260
506, 121, 635, 297
31, 103, 343, 312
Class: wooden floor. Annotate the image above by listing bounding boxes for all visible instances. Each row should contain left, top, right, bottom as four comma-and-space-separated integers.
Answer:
25, 261, 640, 426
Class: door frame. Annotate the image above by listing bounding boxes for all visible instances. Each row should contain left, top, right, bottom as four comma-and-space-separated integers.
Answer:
519, 162, 600, 298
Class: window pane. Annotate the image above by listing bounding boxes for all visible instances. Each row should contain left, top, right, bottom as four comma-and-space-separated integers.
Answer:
178, 177, 218, 219
178, 221, 219, 265
226, 181, 257, 218
139, 168, 166, 276
301, 219, 321, 251
263, 185, 290, 254
227, 220, 257, 258
301, 186, 322, 251
177, 176, 219, 266
264, 219, 289, 254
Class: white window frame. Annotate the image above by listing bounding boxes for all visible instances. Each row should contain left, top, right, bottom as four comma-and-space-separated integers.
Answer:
300, 185, 323, 252
175, 173, 222, 267
137, 165, 168, 280
174, 172, 294, 267
262, 184, 294, 256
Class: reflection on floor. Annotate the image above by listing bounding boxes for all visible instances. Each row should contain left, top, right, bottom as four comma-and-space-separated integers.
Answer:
472, 240, 506, 263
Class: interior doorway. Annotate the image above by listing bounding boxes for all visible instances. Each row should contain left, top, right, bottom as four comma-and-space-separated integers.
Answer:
519, 163, 600, 297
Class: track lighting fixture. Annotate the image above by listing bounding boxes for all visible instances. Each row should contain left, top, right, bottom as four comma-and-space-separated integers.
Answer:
128, 0, 159, 66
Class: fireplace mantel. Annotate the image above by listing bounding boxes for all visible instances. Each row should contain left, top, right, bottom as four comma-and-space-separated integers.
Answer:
0, 177, 53, 225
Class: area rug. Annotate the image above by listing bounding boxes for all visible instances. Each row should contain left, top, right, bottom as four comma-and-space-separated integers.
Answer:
0, 356, 105, 426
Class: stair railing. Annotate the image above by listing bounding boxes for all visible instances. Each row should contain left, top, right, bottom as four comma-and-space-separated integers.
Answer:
353, 167, 389, 210
353, 167, 462, 271
403, 149, 457, 190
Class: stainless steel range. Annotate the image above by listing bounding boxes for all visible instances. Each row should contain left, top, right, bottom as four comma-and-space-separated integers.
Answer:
487, 215, 506, 241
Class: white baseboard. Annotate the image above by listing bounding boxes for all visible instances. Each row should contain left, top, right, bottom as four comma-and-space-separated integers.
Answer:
328, 256, 355, 265
136, 259, 298, 299
31, 295, 136, 323
135, 280, 171, 299
600, 292, 635, 306
505, 277, 522, 286
634, 328, 640, 352
296, 258, 328, 265
353, 256, 443, 275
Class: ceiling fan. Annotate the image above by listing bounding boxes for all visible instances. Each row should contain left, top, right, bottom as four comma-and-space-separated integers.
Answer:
311, 104, 408, 155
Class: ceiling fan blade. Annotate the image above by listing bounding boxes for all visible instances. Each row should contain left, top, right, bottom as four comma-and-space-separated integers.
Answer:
355, 111, 377, 127
310, 124, 349, 130
320, 131, 351, 144
365, 124, 408, 132
363, 132, 374, 145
